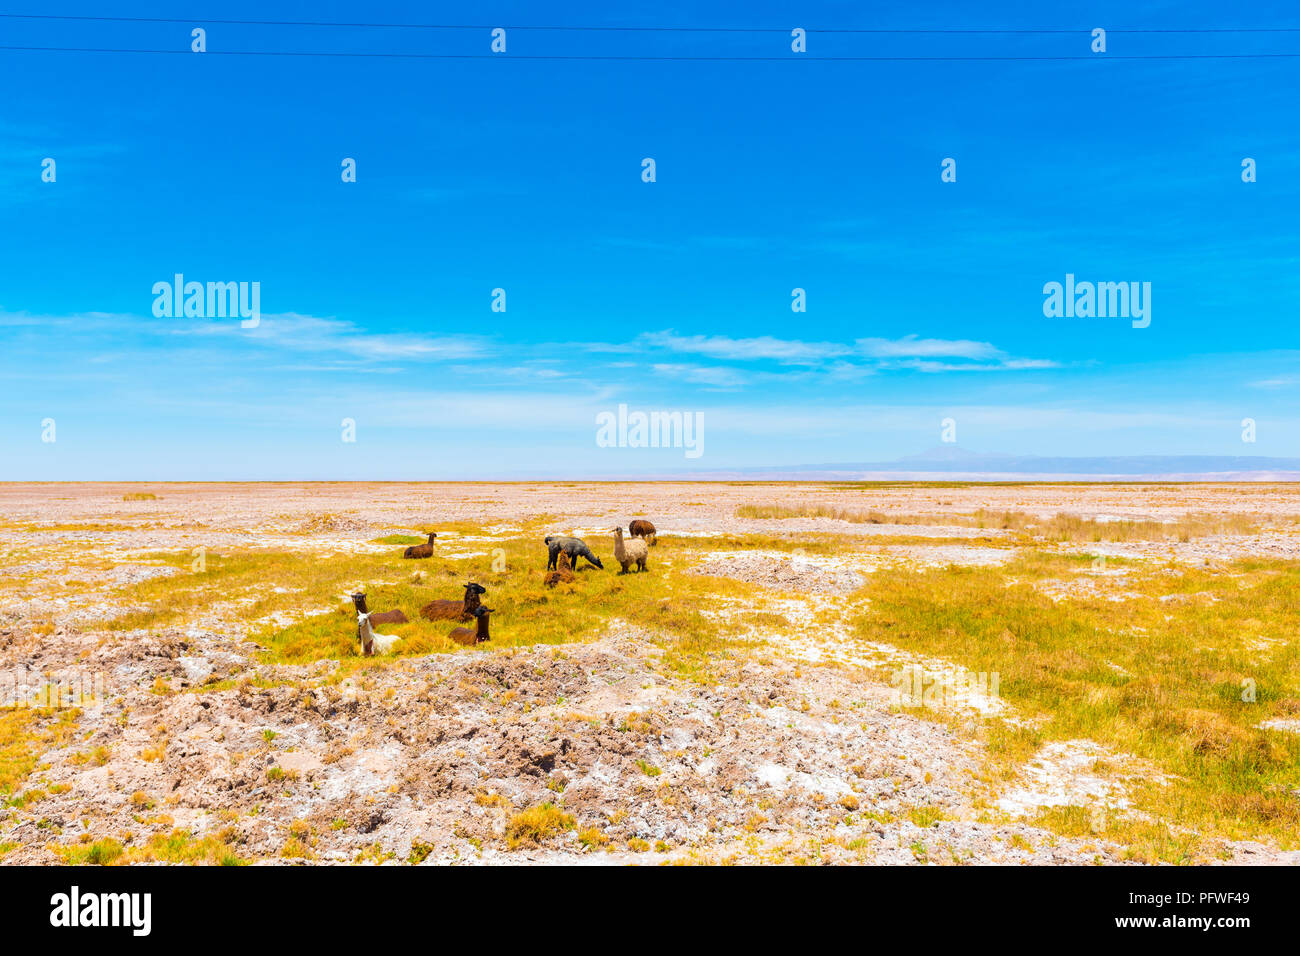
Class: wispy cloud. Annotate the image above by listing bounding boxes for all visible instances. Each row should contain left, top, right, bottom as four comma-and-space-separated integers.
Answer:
634, 329, 1055, 372
1249, 375, 1300, 389
884, 357, 1062, 373
4, 309, 1062, 385
166, 312, 489, 361
650, 363, 754, 387
638, 330, 851, 364
856, 335, 1004, 360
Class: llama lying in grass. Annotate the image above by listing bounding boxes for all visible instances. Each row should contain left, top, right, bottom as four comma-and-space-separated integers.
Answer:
352, 592, 402, 656
544, 535, 603, 571
420, 582, 486, 621
403, 533, 437, 559
448, 605, 493, 646
544, 551, 575, 587
351, 592, 408, 625
628, 519, 657, 545
613, 526, 648, 573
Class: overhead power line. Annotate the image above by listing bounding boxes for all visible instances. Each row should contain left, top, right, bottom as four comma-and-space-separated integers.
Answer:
1, 13, 1299, 34
2, 45, 1299, 61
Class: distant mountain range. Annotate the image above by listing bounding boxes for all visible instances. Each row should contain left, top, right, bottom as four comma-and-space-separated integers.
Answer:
643, 447, 1300, 481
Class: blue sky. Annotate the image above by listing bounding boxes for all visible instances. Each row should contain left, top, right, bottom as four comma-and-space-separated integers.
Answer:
3, 1, 1299, 479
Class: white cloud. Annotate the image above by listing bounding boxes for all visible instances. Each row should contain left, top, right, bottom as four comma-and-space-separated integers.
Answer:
856, 335, 1004, 360
637, 330, 851, 364
633, 329, 1054, 372
650, 363, 753, 387
1249, 375, 1300, 389
165, 312, 488, 361
884, 357, 1062, 373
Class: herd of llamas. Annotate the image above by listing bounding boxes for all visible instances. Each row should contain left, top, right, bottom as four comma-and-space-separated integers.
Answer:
353, 519, 658, 656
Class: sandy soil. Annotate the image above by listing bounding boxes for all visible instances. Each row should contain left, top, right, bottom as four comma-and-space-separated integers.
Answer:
1, 481, 1297, 866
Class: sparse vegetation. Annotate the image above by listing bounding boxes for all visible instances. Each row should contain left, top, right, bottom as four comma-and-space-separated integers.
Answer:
970, 509, 1261, 542
737, 503, 1262, 543
505, 803, 575, 849
54, 829, 242, 866
737, 504, 947, 524
4, 482, 1297, 866
0, 709, 80, 799
100, 532, 759, 682
853, 552, 1300, 860
373, 534, 428, 546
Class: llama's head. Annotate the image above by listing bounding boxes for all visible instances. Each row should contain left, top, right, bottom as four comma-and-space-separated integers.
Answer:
351, 592, 368, 613
543, 535, 554, 545
462, 583, 486, 613
474, 605, 493, 618
426, 533, 437, 544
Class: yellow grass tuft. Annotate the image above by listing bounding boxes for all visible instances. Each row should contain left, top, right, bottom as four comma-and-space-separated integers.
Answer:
505, 803, 575, 849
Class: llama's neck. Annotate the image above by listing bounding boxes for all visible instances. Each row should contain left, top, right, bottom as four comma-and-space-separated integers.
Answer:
476, 613, 490, 640
357, 611, 375, 652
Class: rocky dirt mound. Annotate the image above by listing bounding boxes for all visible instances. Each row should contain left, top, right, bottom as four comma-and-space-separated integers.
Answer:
687, 551, 865, 596
1, 625, 1134, 866
297, 513, 370, 534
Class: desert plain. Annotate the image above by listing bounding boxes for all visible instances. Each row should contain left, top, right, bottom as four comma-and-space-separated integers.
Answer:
1, 480, 1298, 865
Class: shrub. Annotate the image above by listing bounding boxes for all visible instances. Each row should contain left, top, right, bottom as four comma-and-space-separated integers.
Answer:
505, 803, 575, 849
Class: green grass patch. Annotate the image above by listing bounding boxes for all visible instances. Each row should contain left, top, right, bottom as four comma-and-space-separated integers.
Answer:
100, 533, 761, 681
56, 829, 245, 866
734, 502, 1265, 542
851, 553, 1300, 860
737, 503, 957, 525
972, 509, 1261, 542
56, 838, 124, 865
0, 708, 81, 798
